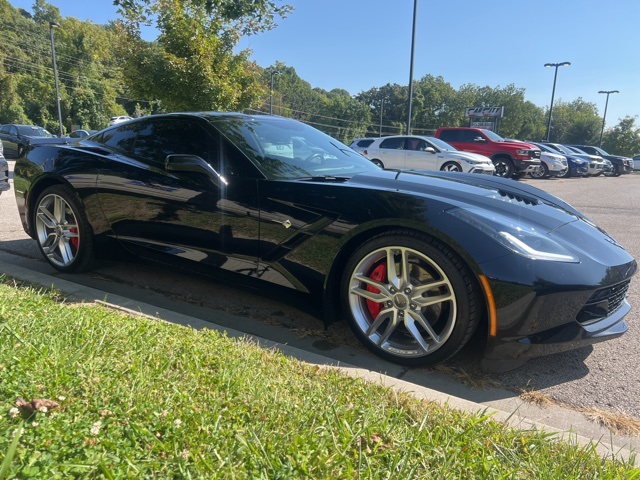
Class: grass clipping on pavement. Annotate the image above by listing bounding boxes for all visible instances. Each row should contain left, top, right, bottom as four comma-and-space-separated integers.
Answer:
0, 277, 637, 478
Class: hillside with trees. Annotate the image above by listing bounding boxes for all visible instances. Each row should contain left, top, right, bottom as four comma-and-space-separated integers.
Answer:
1, 0, 638, 156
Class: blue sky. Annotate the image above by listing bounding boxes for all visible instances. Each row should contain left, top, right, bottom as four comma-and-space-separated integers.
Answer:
10, 0, 639, 129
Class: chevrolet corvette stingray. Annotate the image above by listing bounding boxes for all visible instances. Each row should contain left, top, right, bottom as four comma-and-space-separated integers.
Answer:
13, 113, 636, 372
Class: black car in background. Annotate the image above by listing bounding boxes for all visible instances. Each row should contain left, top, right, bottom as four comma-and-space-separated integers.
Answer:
12, 113, 637, 372
0, 124, 56, 158
569, 145, 633, 176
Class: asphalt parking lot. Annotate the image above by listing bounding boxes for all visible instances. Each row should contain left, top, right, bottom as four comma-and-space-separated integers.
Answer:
1, 163, 640, 451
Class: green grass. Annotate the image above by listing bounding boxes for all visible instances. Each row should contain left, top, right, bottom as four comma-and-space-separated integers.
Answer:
0, 276, 638, 479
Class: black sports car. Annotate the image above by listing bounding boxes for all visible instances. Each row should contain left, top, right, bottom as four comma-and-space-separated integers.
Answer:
13, 113, 637, 372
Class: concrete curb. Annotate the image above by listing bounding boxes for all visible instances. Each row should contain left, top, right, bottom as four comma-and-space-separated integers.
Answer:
0, 256, 637, 465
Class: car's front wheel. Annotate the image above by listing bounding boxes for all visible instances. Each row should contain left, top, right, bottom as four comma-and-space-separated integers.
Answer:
603, 164, 618, 177
341, 231, 481, 366
492, 157, 514, 178
34, 185, 94, 273
529, 163, 548, 179
440, 161, 463, 173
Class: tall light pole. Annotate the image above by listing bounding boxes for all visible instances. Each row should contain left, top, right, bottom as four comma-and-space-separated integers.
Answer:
269, 70, 279, 115
379, 96, 384, 137
598, 90, 619, 147
544, 61, 571, 142
406, 0, 417, 135
49, 21, 64, 137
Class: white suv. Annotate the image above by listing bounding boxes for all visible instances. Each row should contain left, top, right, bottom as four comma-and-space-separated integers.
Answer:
358, 135, 495, 174
108, 115, 133, 126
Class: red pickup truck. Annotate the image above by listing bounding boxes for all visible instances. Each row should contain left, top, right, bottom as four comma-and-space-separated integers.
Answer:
434, 127, 541, 178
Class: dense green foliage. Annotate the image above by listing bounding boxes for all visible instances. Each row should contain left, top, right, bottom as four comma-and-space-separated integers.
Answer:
1, 277, 638, 478
1, 0, 639, 153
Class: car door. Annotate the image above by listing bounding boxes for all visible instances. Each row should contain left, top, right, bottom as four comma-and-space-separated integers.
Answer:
404, 137, 438, 170
377, 137, 406, 168
94, 117, 263, 275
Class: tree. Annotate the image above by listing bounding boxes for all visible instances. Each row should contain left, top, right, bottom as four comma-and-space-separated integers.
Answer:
546, 99, 600, 144
602, 116, 640, 156
114, 0, 292, 112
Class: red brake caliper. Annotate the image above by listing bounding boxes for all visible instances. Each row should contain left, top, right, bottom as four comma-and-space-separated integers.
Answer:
365, 263, 387, 318
70, 228, 79, 249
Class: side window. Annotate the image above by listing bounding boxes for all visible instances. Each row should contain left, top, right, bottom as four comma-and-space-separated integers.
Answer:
357, 139, 374, 148
407, 138, 426, 151
0, 125, 8, 135
459, 130, 479, 142
132, 119, 216, 168
9, 126, 18, 136
438, 130, 458, 142
379, 137, 405, 150
100, 124, 138, 153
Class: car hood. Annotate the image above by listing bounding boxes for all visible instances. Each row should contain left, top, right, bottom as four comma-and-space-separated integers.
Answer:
347, 169, 630, 265
442, 150, 493, 163
498, 140, 538, 150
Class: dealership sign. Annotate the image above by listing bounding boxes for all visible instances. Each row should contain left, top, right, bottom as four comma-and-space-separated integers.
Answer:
465, 107, 504, 118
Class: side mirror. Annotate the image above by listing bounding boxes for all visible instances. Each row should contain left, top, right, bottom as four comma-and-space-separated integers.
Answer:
424, 147, 436, 154
473, 137, 486, 143
165, 154, 227, 187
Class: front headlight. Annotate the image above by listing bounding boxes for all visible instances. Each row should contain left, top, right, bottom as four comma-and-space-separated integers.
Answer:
515, 149, 530, 156
448, 207, 579, 263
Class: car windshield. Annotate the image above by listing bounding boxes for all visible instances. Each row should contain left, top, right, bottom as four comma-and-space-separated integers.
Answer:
592, 146, 609, 155
211, 116, 379, 180
550, 144, 574, 155
426, 136, 457, 151
481, 129, 504, 142
16, 125, 53, 137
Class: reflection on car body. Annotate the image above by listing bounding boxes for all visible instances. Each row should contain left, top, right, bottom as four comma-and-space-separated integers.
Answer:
13, 112, 637, 372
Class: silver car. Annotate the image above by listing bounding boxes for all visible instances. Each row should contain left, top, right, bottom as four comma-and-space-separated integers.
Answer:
358, 135, 495, 174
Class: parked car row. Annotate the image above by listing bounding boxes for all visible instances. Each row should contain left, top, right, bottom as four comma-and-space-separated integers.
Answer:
350, 127, 636, 180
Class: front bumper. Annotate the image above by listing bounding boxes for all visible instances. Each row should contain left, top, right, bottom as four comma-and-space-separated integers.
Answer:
477, 250, 636, 372
587, 163, 604, 175
469, 166, 497, 175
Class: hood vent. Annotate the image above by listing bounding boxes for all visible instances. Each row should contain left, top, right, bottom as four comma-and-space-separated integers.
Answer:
495, 189, 539, 206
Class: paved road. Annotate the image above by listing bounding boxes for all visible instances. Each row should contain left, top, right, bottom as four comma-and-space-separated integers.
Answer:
2, 162, 640, 427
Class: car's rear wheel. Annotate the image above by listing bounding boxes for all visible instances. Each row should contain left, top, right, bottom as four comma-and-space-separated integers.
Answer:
492, 157, 514, 178
341, 232, 481, 366
441, 161, 463, 173
34, 185, 94, 273
371, 159, 384, 168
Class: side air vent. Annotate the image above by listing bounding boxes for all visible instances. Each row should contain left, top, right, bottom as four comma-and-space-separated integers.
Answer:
576, 280, 630, 325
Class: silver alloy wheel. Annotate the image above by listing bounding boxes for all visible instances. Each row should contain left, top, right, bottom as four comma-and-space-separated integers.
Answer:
35, 193, 80, 268
347, 245, 457, 358
441, 162, 463, 172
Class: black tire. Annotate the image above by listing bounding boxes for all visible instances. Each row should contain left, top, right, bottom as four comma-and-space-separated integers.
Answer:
340, 231, 481, 367
371, 159, 384, 168
440, 161, 463, 173
529, 162, 548, 179
33, 185, 94, 273
603, 164, 618, 177
493, 157, 514, 178
557, 166, 571, 178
